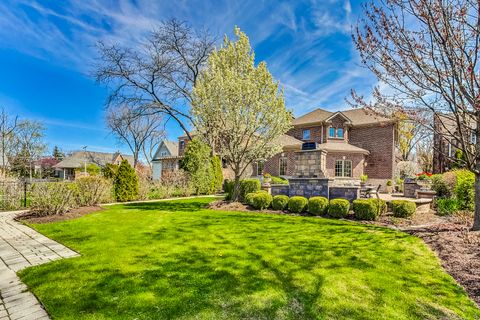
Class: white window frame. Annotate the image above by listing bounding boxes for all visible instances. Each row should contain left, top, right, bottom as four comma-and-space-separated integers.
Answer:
279, 157, 287, 176
471, 131, 477, 145
335, 160, 352, 177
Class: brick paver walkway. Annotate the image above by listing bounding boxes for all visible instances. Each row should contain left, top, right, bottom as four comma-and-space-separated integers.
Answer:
0, 211, 79, 320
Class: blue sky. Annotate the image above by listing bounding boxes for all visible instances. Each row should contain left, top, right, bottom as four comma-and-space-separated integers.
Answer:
0, 0, 376, 155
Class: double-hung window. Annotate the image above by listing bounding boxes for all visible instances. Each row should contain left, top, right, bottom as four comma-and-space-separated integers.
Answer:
337, 128, 344, 138
279, 157, 287, 176
329, 127, 335, 138
257, 161, 264, 176
303, 129, 311, 140
335, 160, 352, 177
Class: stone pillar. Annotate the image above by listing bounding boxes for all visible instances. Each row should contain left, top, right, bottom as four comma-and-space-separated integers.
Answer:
261, 183, 271, 194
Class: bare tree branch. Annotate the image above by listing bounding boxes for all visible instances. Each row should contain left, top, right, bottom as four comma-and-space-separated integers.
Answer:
94, 19, 216, 140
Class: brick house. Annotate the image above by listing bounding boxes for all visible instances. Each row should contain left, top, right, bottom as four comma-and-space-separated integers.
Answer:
254, 108, 397, 187
433, 113, 476, 173
153, 107, 397, 188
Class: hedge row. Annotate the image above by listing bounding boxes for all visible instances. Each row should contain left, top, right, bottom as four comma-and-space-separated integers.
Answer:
244, 193, 394, 221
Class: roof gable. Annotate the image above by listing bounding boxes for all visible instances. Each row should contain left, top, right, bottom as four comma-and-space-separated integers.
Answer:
54, 151, 135, 168
153, 140, 179, 160
293, 107, 393, 127
324, 112, 352, 125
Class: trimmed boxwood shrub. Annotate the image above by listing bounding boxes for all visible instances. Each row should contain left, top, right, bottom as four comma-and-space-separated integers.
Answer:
327, 198, 350, 218
251, 192, 273, 210
239, 179, 261, 202
288, 196, 308, 213
245, 190, 267, 206
353, 199, 384, 221
391, 200, 416, 218
308, 196, 329, 216
272, 195, 289, 210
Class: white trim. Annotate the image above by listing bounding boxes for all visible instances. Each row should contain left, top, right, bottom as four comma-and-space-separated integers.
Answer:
324, 111, 352, 124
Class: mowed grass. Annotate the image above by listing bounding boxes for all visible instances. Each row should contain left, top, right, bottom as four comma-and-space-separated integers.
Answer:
19, 197, 479, 319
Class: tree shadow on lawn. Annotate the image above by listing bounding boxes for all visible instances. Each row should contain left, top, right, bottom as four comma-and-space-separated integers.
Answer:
20, 200, 477, 319
122, 199, 209, 212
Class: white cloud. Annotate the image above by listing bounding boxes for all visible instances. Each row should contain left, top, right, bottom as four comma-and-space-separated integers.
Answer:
0, 0, 375, 119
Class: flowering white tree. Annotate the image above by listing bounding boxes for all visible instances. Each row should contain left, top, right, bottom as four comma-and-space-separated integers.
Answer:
192, 28, 292, 200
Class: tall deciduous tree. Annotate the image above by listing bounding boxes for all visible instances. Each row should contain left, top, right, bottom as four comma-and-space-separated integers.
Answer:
11, 120, 46, 179
106, 105, 164, 168
354, 0, 480, 230
192, 27, 292, 201
0, 107, 18, 177
95, 19, 216, 140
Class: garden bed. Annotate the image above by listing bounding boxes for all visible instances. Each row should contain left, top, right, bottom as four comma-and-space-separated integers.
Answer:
403, 215, 480, 306
16, 206, 103, 224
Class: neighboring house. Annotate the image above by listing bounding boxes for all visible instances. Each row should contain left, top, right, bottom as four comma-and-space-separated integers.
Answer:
152, 140, 179, 180
33, 157, 60, 178
433, 113, 475, 173
153, 107, 397, 189
54, 151, 134, 180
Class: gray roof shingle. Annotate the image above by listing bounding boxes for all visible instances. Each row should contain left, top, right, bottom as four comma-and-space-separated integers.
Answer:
292, 107, 393, 126
54, 151, 135, 168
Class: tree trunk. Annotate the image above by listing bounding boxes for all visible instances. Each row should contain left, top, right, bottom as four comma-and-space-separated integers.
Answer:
232, 172, 241, 202
473, 172, 480, 230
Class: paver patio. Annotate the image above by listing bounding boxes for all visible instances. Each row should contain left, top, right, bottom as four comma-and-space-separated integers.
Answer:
0, 211, 79, 320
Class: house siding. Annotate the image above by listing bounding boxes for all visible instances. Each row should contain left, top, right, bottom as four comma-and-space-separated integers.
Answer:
324, 152, 364, 179
349, 124, 395, 180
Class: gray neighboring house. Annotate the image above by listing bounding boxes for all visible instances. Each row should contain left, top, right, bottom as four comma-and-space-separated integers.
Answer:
54, 151, 134, 180
152, 140, 179, 180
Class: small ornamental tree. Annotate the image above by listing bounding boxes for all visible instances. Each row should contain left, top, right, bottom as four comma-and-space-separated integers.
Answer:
114, 159, 138, 202
181, 138, 215, 195
192, 27, 292, 201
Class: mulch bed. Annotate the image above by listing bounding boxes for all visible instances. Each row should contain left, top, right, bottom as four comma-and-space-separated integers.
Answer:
16, 206, 103, 224
403, 215, 480, 306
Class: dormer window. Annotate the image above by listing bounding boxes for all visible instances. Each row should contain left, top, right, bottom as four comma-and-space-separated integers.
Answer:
337, 128, 344, 139
329, 127, 335, 138
329, 127, 345, 139
303, 129, 311, 140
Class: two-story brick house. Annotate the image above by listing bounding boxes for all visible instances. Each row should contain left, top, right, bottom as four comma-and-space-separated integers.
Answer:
153, 107, 397, 188
433, 113, 476, 173
253, 108, 396, 186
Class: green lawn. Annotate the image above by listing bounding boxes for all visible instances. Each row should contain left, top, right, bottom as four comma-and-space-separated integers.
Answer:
20, 197, 479, 319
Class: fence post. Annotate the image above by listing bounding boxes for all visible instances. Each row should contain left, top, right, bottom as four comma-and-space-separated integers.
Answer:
23, 180, 27, 208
